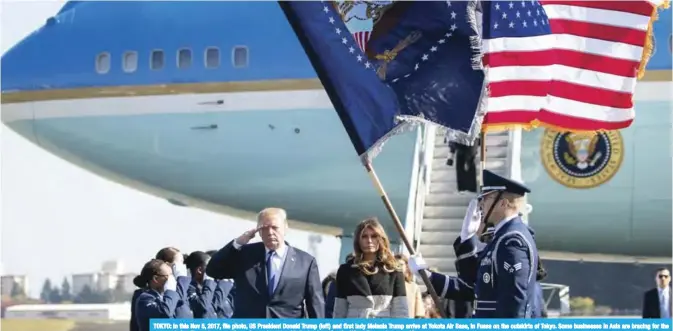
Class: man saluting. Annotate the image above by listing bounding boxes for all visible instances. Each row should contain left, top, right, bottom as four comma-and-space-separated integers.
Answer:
409, 169, 539, 318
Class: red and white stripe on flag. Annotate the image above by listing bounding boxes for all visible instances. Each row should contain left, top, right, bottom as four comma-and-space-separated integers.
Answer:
352, 31, 371, 52
482, 0, 669, 132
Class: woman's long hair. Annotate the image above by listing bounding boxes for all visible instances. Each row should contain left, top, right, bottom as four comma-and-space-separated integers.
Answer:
350, 217, 401, 276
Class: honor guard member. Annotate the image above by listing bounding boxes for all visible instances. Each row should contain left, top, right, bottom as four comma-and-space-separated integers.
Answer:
155, 247, 193, 318
409, 169, 539, 318
186, 251, 218, 318
206, 250, 236, 318
134, 259, 180, 331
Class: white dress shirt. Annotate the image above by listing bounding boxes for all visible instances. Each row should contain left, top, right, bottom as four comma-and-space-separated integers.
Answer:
233, 240, 288, 291
659, 287, 670, 318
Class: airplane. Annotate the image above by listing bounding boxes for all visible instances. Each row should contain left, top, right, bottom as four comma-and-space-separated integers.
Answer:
2, 1, 671, 264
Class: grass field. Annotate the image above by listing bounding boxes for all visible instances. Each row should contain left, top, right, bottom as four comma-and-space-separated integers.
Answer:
1, 319, 128, 331
1, 319, 76, 331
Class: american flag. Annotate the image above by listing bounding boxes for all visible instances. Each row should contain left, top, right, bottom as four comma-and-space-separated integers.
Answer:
481, 0, 666, 132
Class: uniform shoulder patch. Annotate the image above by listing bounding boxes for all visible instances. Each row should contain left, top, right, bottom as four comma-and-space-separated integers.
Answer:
503, 235, 525, 248
503, 261, 523, 273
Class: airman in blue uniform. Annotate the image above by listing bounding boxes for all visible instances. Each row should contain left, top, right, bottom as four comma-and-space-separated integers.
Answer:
409, 169, 539, 318
134, 259, 181, 331
186, 251, 218, 318
206, 250, 235, 318
213, 279, 235, 318
480, 224, 548, 318
155, 247, 192, 318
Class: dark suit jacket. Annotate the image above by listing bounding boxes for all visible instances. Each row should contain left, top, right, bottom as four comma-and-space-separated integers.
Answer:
206, 241, 325, 318
643, 287, 672, 318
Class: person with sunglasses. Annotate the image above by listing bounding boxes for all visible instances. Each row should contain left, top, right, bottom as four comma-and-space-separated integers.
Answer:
133, 259, 180, 331
642, 268, 671, 318
408, 169, 539, 318
155, 247, 192, 318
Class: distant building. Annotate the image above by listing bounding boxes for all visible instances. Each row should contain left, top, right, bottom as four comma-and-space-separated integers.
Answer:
71, 273, 98, 295
69, 259, 137, 295
118, 273, 138, 293
98, 273, 118, 292
1, 275, 29, 297
4, 303, 131, 321
101, 260, 124, 275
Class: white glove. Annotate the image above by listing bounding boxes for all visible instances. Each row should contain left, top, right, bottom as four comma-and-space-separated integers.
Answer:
172, 263, 188, 278
164, 274, 178, 292
460, 198, 482, 242
408, 254, 431, 278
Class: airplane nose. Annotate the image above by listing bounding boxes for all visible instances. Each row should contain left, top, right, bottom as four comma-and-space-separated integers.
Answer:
1, 60, 38, 146
1, 14, 51, 147
1, 101, 37, 146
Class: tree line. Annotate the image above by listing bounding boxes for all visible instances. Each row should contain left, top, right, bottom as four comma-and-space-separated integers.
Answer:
8, 277, 133, 304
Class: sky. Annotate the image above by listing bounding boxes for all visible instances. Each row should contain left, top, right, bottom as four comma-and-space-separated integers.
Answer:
0, 0, 342, 299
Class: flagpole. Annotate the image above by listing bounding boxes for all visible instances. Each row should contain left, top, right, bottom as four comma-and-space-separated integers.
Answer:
479, 131, 486, 186
363, 162, 447, 318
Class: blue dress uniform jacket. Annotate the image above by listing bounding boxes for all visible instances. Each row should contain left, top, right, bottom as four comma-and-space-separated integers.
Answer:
134, 289, 180, 331
427, 236, 480, 302
187, 279, 218, 318
213, 279, 235, 318
175, 276, 193, 318
427, 217, 538, 318
473, 217, 538, 317
130, 288, 144, 331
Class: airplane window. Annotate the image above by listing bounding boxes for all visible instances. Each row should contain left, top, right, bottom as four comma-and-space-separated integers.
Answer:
205, 47, 220, 69
96, 52, 111, 74
178, 48, 192, 69
151, 50, 164, 70
123, 51, 138, 73
232, 46, 248, 68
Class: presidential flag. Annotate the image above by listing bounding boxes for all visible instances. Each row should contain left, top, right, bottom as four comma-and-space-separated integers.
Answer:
481, 0, 669, 132
280, 1, 485, 164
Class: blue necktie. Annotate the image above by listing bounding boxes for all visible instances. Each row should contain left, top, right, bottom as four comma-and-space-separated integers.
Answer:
266, 250, 276, 296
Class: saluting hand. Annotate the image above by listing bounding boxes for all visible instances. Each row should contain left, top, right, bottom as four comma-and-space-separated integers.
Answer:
460, 198, 482, 243
235, 227, 260, 246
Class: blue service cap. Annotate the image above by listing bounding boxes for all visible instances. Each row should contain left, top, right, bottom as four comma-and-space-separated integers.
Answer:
479, 169, 531, 197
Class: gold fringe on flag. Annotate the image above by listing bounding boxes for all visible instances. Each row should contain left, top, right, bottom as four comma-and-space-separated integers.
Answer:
637, 0, 671, 79
481, 119, 615, 134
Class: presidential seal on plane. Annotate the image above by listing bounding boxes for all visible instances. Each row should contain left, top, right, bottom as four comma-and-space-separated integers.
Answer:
540, 129, 624, 189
